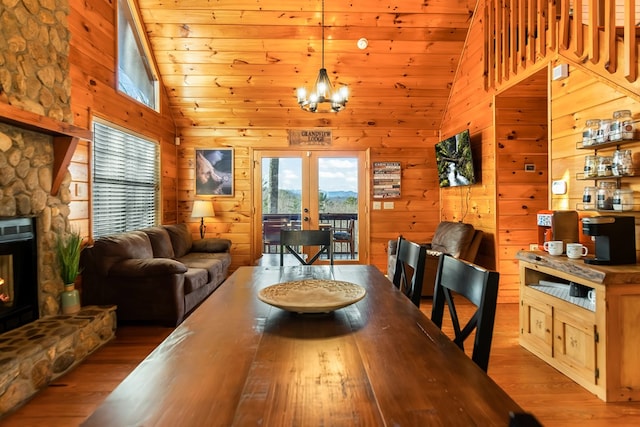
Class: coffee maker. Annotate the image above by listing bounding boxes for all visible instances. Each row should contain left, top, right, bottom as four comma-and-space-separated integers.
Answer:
581, 216, 636, 265
537, 210, 580, 250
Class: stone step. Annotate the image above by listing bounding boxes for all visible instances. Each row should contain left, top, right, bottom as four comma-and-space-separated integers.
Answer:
0, 305, 117, 417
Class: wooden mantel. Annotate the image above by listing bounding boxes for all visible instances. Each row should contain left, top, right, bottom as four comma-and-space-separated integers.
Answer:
0, 102, 92, 195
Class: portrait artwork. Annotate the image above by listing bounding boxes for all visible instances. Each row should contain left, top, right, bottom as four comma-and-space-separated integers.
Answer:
195, 148, 234, 196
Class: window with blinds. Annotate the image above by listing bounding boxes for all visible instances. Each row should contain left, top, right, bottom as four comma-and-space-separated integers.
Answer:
92, 121, 159, 238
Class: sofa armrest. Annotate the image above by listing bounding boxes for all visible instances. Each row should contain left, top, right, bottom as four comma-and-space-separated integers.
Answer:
109, 258, 188, 277
191, 238, 232, 253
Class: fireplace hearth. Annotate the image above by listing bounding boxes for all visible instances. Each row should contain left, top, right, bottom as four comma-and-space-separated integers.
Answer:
0, 217, 39, 333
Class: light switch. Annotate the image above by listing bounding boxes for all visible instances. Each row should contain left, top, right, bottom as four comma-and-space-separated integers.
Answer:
373, 201, 381, 210
383, 201, 394, 209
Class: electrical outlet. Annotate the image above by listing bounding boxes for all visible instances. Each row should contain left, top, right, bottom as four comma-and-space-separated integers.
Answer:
383, 201, 394, 209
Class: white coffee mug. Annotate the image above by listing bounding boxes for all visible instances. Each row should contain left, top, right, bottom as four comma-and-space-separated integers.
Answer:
566, 243, 589, 259
587, 289, 596, 304
543, 240, 563, 256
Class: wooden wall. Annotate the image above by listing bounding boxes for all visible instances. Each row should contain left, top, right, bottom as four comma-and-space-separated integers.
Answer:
67, 0, 178, 235
549, 64, 640, 252
494, 71, 549, 302
439, 0, 499, 268
177, 129, 442, 273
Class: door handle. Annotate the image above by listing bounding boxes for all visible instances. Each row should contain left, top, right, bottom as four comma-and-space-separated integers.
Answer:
303, 216, 309, 222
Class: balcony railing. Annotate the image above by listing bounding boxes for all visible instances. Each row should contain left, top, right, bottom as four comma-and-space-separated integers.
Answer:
261, 213, 358, 257
484, 0, 639, 91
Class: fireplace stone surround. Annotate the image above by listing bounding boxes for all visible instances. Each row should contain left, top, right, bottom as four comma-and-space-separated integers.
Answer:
0, 0, 119, 417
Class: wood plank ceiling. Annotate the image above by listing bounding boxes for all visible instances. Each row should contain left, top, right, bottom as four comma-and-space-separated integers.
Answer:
137, 0, 476, 131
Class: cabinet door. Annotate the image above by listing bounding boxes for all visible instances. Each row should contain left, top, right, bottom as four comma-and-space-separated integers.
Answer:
521, 297, 553, 357
553, 309, 597, 384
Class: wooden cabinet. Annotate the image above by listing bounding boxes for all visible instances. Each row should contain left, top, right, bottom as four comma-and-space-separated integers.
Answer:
518, 251, 640, 402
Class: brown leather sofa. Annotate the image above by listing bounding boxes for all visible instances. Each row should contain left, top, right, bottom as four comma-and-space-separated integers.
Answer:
80, 223, 231, 326
387, 221, 483, 297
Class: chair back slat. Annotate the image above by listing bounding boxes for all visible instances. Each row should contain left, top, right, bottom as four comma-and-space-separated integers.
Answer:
280, 230, 333, 265
431, 254, 499, 372
392, 236, 427, 307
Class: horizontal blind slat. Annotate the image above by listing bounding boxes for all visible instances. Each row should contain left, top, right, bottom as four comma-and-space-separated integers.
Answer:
92, 121, 159, 238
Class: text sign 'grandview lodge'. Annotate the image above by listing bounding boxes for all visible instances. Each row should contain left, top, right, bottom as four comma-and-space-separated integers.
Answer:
288, 129, 332, 145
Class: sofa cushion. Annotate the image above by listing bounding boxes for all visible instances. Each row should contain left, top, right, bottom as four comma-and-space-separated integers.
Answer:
90, 231, 154, 276
110, 258, 187, 277
183, 268, 209, 294
164, 224, 193, 258
192, 238, 231, 253
430, 221, 475, 258
142, 227, 175, 258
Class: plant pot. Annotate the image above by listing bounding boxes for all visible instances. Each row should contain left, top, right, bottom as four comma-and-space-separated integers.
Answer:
61, 283, 80, 315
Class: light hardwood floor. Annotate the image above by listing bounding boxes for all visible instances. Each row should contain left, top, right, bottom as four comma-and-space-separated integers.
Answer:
2, 302, 640, 426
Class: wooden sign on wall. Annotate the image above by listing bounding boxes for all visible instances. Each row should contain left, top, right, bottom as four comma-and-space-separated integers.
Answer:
288, 129, 332, 145
373, 161, 401, 198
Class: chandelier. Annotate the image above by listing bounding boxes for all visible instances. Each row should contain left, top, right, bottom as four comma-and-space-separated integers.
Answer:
296, 0, 348, 113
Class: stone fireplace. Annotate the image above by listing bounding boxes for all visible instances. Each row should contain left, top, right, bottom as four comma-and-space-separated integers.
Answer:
0, 0, 78, 324
0, 122, 76, 325
0, 1, 117, 415
0, 217, 39, 333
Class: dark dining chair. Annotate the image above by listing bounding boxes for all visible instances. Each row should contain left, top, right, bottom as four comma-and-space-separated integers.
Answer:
431, 254, 499, 372
332, 219, 355, 258
391, 236, 427, 307
280, 229, 333, 266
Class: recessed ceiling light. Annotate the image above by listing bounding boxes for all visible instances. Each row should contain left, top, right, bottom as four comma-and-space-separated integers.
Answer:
357, 38, 368, 50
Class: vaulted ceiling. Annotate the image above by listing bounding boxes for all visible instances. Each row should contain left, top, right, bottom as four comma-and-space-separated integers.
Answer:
137, 0, 477, 130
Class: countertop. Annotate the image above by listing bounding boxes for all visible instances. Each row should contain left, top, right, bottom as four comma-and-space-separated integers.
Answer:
516, 250, 640, 285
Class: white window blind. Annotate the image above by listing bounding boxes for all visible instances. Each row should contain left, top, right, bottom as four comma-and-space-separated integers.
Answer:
92, 121, 159, 238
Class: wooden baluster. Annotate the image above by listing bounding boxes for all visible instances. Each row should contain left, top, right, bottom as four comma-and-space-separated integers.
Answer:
548, 0, 557, 52
502, 0, 510, 79
558, 0, 570, 50
484, 1, 495, 89
623, 0, 637, 82
496, 0, 503, 84
537, 0, 546, 58
573, 0, 584, 56
518, 0, 526, 68
588, 0, 599, 63
510, 0, 518, 73
528, 0, 537, 64
603, 0, 616, 73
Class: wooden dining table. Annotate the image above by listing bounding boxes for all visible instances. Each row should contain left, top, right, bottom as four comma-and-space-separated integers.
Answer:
82, 265, 522, 426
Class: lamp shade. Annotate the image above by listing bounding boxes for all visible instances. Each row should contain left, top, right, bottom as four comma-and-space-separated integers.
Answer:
191, 200, 215, 218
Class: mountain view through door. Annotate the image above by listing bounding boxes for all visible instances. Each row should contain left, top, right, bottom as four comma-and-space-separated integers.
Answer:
257, 151, 362, 263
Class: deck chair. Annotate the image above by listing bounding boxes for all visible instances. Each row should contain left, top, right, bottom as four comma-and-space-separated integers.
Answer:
332, 219, 355, 258
280, 229, 333, 266
431, 254, 499, 372
391, 236, 427, 307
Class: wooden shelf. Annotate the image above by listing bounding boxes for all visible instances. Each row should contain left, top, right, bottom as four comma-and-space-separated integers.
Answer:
0, 102, 92, 195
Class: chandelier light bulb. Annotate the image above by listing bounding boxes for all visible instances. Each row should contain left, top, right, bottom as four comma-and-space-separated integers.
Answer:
296, 0, 348, 113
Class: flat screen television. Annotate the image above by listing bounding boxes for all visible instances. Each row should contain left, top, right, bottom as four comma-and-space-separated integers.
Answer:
434, 129, 476, 188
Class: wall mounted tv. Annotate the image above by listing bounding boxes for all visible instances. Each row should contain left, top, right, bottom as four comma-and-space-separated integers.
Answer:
434, 129, 476, 188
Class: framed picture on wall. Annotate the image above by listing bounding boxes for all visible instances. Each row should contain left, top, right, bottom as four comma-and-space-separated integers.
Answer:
195, 148, 234, 196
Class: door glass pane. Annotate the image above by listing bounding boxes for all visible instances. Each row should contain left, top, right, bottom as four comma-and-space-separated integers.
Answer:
261, 157, 302, 254
318, 157, 359, 260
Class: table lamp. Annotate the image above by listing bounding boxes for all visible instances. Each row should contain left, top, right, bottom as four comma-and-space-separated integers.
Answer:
191, 200, 215, 239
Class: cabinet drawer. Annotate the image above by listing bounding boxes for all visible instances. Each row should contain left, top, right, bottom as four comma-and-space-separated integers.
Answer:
553, 309, 597, 385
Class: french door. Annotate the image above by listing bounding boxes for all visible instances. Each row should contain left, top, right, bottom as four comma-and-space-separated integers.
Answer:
252, 149, 368, 264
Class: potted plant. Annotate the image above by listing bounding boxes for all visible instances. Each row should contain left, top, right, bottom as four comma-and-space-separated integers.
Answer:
56, 229, 83, 314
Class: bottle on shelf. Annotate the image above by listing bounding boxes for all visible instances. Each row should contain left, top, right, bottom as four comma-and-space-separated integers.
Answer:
582, 119, 601, 146
583, 186, 597, 210
596, 181, 616, 210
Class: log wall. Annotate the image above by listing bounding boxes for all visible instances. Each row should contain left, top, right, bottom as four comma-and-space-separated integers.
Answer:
67, 0, 178, 233
177, 129, 441, 273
